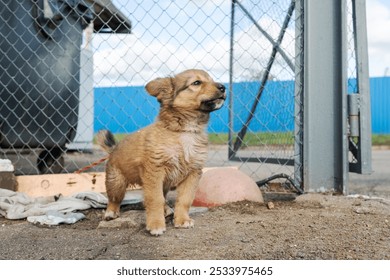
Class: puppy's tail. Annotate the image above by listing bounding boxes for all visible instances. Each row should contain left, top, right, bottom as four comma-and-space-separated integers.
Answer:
96, 130, 116, 153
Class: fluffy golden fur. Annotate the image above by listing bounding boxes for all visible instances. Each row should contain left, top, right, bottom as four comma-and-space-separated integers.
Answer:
97, 69, 226, 236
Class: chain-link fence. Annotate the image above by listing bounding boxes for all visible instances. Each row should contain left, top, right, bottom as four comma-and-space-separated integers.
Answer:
0, 0, 371, 193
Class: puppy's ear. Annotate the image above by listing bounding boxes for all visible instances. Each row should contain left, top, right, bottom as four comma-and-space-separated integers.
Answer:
145, 77, 174, 103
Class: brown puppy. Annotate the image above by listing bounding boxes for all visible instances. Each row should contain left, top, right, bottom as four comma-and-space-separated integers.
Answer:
97, 69, 226, 236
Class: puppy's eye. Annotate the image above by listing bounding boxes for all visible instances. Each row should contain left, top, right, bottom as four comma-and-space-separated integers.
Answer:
192, 80, 202, 86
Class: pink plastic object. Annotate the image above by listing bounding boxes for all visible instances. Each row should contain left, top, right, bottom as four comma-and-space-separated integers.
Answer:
193, 167, 264, 207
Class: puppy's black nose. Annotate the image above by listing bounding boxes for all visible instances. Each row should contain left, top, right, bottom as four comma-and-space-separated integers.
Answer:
217, 83, 226, 93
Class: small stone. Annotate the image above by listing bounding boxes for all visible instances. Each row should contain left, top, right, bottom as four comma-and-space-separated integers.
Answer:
97, 217, 137, 229
97, 211, 143, 229
353, 207, 372, 214
352, 201, 362, 206
189, 207, 208, 215
267, 202, 275, 209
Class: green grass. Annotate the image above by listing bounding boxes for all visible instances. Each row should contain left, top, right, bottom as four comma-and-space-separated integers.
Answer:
95, 133, 390, 146
208, 132, 294, 146
210, 133, 390, 146
112, 133, 130, 142
372, 134, 390, 146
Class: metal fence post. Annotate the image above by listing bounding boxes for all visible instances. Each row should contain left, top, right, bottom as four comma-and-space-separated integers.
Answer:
294, 0, 304, 189
228, 0, 236, 160
302, 0, 349, 193
349, 0, 372, 175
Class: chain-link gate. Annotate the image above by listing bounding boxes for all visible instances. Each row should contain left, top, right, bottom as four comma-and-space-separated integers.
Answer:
347, 0, 372, 175
0, 0, 372, 194
227, 0, 301, 192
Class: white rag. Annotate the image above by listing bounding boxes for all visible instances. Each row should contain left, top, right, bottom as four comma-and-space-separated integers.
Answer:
27, 211, 87, 225
0, 189, 143, 225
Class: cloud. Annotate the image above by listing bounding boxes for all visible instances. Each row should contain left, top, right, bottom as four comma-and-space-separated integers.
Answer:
92, 0, 235, 86
93, 36, 293, 87
92, 33, 231, 86
92, 0, 389, 87
366, 0, 390, 76
231, 16, 295, 82
93, 34, 175, 86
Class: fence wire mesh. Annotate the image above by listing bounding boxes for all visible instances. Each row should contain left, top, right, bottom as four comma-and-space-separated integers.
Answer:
1, 0, 306, 191
347, 0, 359, 166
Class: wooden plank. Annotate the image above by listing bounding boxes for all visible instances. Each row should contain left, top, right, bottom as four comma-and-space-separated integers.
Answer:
15, 167, 238, 197
16, 172, 106, 197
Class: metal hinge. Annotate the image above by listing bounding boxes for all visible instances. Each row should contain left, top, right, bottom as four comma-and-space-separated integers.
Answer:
347, 93, 360, 137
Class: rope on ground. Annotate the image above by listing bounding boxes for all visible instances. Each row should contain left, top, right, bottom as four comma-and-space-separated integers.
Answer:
74, 156, 109, 174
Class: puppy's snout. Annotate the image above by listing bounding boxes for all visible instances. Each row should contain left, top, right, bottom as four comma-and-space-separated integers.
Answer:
217, 83, 226, 93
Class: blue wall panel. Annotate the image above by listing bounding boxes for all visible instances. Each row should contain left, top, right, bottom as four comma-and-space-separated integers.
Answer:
94, 86, 159, 133
370, 77, 390, 134
94, 77, 390, 134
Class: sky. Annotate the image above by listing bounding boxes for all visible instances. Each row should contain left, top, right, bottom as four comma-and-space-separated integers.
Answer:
366, 0, 390, 77
91, 0, 390, 87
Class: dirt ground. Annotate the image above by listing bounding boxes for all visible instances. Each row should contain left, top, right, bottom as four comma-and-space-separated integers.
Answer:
1, 191, 389, 260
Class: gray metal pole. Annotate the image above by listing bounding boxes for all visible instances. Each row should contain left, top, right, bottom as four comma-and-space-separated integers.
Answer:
228, 0, 236, 160
302, 0, 349, 193
294, 0, 304, 189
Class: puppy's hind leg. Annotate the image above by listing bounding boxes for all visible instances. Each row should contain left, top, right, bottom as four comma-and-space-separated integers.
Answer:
104, 167, 127, 220
163, 186, 174, 219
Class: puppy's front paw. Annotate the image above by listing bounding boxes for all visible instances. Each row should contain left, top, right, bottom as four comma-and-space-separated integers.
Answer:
104, 209, 119, 221
148, 227, 166, 236
146, 220, 166, 236
174, 218, 194, 229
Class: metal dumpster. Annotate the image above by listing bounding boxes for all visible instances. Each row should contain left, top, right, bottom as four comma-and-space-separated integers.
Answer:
0, 0, 131, 173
